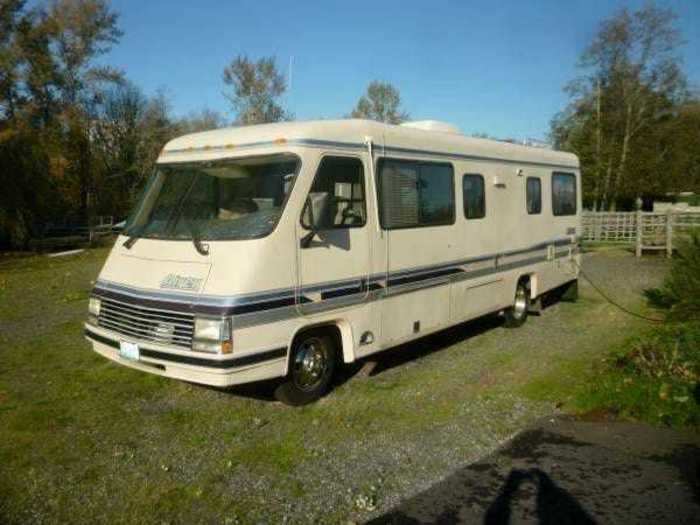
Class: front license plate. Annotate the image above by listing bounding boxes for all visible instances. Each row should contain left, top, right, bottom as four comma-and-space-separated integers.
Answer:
119, 341, 140, 361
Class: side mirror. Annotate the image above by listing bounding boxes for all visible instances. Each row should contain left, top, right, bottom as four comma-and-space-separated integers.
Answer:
301, 192, 330, 247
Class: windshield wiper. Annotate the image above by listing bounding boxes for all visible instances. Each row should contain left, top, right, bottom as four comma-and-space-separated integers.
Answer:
165, 174, 199, 232
122, 235, 139, 249
122, 224, 145, 250
186, 219, 209, 256
192, 234, 209, 256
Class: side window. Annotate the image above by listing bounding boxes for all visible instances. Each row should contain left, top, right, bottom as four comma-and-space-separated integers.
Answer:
378, 159, 455, 229
462, 174, 485, 219
552, 172, 577, 216
303, 156, 366, 229
526, 177, 542, 215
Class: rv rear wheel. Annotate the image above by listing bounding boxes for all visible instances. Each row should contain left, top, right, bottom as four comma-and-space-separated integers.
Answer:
275, 331, 338, 406
504, 280, 530, 328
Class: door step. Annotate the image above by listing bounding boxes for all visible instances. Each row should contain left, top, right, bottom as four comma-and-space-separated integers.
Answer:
528, 296, 542, 315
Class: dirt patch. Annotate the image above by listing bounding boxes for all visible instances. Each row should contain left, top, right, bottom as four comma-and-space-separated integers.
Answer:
575, 407, 620, 422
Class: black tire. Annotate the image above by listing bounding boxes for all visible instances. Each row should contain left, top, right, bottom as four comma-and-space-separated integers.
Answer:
274, 331, 338, 406
504, 280, 530, 328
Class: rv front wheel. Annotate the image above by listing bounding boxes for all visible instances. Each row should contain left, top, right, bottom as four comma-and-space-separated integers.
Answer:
504, 280, 530, 328
275, 331, 338, 406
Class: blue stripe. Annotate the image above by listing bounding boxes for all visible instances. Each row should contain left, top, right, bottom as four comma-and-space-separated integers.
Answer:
92, 237, 579, 321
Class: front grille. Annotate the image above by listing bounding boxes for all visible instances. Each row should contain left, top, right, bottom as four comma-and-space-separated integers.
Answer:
97, 297, 194, 348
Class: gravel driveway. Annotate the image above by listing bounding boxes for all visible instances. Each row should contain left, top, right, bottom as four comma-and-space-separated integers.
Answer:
0, 248, 673, 524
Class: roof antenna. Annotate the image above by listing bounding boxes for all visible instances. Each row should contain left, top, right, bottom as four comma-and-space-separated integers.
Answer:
286, 55, 294, 115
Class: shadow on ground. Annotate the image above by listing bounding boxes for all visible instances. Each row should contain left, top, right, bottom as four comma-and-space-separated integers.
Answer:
368, 418, 700, 524
362, 314, 504, 378
221, 313, 504, 402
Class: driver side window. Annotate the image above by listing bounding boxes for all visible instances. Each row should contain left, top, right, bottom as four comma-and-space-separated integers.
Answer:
303, 156, 366, 229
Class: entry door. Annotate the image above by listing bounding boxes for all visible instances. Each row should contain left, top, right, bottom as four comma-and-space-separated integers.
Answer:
297, 156, 371, 315
378, 158, 458, 343
453, 171, 505, 320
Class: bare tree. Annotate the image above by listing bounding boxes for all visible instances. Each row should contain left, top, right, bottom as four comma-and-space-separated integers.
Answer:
222, 55, 290, 125
177, 108, 227, 134
93, 84, 182, 214
48, 0, 124, 108
0, 0, 26, 121
351, 81, 409, 124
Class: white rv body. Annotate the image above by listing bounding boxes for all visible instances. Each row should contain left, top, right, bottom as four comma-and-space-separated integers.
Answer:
85, 119, 581, 389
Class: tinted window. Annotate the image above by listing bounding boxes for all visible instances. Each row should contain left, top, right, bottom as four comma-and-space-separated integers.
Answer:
303, 156, 366, 229
378, 159, 454, 229
526, 177, 542, 214
462, 174, 485, 219
552, 172, 577, 216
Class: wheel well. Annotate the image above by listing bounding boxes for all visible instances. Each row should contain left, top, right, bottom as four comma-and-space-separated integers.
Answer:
286, 323, 348, 375
518, 273, 538, 298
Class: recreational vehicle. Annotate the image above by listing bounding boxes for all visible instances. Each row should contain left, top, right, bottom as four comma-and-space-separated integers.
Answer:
85, 119, 581, 405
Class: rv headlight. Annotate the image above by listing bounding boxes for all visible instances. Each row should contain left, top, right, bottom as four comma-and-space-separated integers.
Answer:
88, 297, 101, 324
193, 317, 233, 354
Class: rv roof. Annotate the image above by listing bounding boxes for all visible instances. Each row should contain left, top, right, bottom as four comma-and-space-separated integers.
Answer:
399, 120, 462, 134
159, 119, 578, 169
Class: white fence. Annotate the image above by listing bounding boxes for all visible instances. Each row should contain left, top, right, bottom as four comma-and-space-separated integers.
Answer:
582, 210, 700, 257
29, 216, 117, 251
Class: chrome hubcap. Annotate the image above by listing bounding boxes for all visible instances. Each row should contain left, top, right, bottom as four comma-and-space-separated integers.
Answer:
513, 286, 528, 318
292, 338, 328, 391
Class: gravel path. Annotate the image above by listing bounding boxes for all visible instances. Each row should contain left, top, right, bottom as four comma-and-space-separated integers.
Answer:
0, 248, 672, 524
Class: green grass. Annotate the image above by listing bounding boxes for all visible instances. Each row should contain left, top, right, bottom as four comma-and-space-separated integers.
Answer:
520, 356, 593, 404
531, 233, 700, 428
0, 247, 673, 523
522, 321, 700, 428
575, 322, 699, 427
581, 241, 636, 253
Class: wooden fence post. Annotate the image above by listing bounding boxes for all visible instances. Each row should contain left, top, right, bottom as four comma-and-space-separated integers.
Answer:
635, 210, 642, 257
666, 209, 673, 258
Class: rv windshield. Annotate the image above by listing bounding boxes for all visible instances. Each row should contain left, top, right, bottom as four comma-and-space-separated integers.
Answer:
123, 154, 299, 241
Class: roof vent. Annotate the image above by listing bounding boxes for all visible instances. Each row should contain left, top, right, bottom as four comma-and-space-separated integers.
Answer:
400, 120, 462, 134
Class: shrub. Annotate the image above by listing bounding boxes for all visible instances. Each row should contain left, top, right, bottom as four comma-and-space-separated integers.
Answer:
645, 229, 700, 321
580, 322, 700, 427
613, 322, 699, 384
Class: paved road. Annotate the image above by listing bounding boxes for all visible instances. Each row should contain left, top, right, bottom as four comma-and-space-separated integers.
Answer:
368, 416, 700, 524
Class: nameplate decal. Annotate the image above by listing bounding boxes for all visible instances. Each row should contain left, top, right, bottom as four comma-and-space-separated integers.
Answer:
159, 274, 203, 292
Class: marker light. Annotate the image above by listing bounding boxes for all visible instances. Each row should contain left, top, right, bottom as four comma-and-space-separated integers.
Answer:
192, 317, 233, 354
